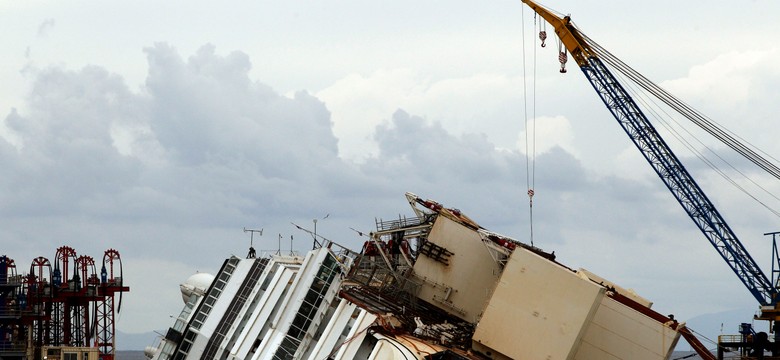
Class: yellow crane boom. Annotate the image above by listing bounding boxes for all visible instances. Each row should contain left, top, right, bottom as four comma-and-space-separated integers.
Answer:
521, 0, 594, 67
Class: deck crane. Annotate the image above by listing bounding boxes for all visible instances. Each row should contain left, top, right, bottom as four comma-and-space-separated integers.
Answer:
521, 0, 780, 355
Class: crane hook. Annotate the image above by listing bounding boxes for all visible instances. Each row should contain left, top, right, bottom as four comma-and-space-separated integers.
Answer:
558, 51, 568, 73
539, 30, 547, 47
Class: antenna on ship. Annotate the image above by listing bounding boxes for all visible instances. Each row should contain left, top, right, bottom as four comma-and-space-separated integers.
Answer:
243, 227, 262, 259
312, 213, 330, 250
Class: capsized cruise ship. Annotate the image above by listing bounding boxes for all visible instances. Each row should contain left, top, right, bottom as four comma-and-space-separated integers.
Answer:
144, 192, 711, 360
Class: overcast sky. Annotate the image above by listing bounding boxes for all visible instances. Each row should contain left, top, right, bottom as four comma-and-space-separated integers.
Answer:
2, 0, 780, 341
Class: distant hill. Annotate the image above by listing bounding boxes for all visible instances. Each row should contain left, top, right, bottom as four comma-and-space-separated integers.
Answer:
677, 307, 758, 353
117, 330, 160, 351
671, 351, 702, 359
117, 351, 146, 360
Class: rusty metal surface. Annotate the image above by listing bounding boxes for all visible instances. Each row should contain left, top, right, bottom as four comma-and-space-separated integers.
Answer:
340, 284, 475, 350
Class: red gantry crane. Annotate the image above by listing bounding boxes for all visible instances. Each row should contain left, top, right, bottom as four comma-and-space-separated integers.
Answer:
0, 247, 128, 360
96, 249, 128, 360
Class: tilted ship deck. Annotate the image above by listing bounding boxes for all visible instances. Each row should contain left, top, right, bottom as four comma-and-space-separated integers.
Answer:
145, 192, 707, 360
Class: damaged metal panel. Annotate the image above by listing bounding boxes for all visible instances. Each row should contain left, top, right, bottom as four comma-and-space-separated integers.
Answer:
412, 215, 504, 323
573, 296, 680, 360
473, 248, 605, 360
577, 268, 653, 309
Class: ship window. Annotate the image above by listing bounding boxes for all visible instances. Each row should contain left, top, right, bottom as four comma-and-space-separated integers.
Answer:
195, 312, 206, 323
180, 340, 192, 353
273, 253, 341, 360
260, 265, 278, 291
64, 353, 77, 360
214, 280, 226, 291
162, 342, 176, 356
250, 338, 262, 353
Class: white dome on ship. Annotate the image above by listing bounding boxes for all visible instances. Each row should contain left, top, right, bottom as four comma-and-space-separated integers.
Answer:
179, 272, 214, 303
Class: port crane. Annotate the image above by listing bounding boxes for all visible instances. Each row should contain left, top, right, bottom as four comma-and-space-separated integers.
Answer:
521, 0, 780, 357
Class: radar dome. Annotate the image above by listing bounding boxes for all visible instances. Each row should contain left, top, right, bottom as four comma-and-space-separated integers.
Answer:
179, 272, 214, 303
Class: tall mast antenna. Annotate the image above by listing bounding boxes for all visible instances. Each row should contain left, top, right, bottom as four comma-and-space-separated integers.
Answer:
243, 227, 263, 259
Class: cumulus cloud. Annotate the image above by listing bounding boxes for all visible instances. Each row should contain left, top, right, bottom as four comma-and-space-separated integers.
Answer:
0, 44, 770, 335
2, 66, 140, 217
317, 69, 525, 162
663, 50, 768, 106
661, 49, 780, 145
518, 115, 577, 156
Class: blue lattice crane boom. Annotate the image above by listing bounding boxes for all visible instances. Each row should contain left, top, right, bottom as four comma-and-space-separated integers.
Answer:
520, 0, 777, 309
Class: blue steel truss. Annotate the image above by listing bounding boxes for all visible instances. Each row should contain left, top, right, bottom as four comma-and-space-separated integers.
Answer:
580, 56, 777, 306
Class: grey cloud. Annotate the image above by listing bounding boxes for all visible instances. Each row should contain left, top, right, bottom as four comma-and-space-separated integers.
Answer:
0, 43, 753, 333
368, 109, 519, 183
138, 43, 356, 227
144, 44, 339, 177
2, 66, 141, 217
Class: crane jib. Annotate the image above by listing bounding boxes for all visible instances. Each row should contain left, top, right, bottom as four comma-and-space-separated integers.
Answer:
519, 0, 777, 308
581, 56, 776, 306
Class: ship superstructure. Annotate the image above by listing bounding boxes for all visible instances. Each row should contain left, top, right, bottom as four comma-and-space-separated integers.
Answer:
146, 192, 701, 360
146, 243, 371, 360
142, 0, 780, 357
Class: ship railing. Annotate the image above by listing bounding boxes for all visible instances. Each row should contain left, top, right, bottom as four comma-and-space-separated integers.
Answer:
375, 214, 434, 232
0, 342, 26, 353
718, 334, 780, 360
323, 240, 361, 269
0, 275, 25, 285
253, 249, 301, 258
719, 335, 745, 343
0, 308, 22, 319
